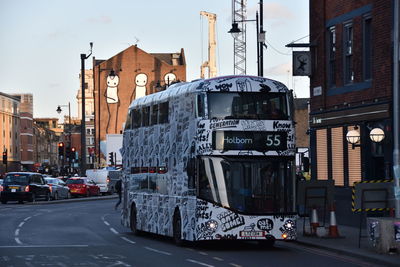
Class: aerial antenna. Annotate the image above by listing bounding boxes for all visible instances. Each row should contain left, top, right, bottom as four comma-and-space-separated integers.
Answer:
134, 36, 140, 46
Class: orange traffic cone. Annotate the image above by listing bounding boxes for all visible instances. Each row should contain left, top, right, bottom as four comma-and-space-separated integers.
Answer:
327, 204, 340, 238
310, 207, 319, 235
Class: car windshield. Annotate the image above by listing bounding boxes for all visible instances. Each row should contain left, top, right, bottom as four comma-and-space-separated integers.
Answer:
66, 179, 84, 185
197, 156, 294, 214
4, 174, 30, 185
207, 92, 288, 120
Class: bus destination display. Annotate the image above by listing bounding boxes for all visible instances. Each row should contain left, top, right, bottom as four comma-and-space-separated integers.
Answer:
212, 131, 287, 151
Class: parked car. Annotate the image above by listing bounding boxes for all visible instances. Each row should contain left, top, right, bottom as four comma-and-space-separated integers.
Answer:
66, 177, 100, 197
0, 179, 3, 196
44, 177, 71, 200
0, 172, 51, 204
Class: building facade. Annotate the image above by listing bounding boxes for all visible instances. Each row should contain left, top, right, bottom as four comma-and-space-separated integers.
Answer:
309, 1, 393, 224
0, 92, 20, 174
93, 45, 186, 165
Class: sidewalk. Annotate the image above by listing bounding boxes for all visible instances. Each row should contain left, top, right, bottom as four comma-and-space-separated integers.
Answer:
296, 218, 400, 266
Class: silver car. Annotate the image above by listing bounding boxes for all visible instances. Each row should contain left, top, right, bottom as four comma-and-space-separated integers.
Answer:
44, 178, 71, 200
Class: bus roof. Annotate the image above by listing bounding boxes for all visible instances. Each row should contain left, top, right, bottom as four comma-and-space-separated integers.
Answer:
128, 75, 289, 109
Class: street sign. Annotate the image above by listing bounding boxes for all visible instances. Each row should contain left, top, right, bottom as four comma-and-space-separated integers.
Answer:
293, 51, 311, 76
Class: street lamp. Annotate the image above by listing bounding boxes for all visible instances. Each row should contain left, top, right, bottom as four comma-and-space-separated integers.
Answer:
346, 126, 386, 149
81, 42, 93, 176
369, 128, 385, 143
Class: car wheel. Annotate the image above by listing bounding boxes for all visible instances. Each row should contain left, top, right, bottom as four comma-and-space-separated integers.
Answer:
18, 200, 24, 204
130, 204, 140, 235
30, 193, 36, 203
86, 190, 90, 197
54, 192, 59, 200
1, 199, 7, 204
45, 192, 51, 201
67, 192, 71, 199
173, 209, 184, 246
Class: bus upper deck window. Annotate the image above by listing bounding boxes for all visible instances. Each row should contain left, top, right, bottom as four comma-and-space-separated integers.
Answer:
197, 94, 205, 118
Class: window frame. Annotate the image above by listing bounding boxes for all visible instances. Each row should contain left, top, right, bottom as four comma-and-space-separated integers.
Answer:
343, 21, 354, 85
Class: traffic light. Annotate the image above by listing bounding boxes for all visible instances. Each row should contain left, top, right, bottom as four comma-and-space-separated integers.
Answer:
108, 152, 114, 165
2, 150, 7, 164
70, 147, 76, 161
58, 142, 64, 157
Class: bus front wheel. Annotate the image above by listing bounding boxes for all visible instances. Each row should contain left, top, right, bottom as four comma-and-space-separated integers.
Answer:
173, 210, 184, 246
130, 205, 140, 235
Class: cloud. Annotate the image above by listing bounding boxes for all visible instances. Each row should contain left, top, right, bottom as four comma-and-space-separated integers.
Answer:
265, 62, 292, 76
248, 2, 295, 25
87, 15, 112, 24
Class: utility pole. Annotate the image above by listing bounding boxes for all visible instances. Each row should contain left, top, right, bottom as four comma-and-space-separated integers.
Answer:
259, 0, 265, 77
80, 42, 93, 177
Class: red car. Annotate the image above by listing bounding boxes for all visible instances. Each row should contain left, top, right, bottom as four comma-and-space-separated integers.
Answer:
66, 177, 100, 197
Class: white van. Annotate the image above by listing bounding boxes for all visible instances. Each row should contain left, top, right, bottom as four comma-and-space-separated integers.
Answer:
86, 168, 121, 195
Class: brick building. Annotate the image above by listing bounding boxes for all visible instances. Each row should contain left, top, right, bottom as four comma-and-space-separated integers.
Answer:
309, 1, 393, 224
93, 45, 186, 165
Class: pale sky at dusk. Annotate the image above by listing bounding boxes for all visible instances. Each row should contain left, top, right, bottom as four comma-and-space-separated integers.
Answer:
0, 0, 309, 119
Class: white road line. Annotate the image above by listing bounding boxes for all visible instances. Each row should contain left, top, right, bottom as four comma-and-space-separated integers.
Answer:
15, 238, 23, 245
229, 263, 242, 267
18, 222, 25, 228
198, 251, 208, 256
0, 244, 89, 248
104, 221, 110, 226
24, 216, 32, 221
15, 229, 20, 236
110, 228, 119, 235
121, 237, 136, 244
144, 246, 172, 256
186, 259, 214, 267
212, 257, 224, 261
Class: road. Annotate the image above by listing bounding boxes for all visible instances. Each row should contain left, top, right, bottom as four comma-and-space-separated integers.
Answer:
0, 198, 381, 267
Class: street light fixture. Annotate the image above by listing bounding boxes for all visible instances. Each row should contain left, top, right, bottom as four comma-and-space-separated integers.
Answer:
56, 102, 71, 174
369, 128, 385, 143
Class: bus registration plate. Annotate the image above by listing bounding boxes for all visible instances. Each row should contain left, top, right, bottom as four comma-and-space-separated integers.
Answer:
239, 231, 265, 237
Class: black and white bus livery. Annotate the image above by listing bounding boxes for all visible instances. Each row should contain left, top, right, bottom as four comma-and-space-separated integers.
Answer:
121, 75, 297, 245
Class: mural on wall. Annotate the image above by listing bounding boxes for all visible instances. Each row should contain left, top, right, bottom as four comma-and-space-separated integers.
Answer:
164, 73, 177, 86
120, 76, 297, 242
105, 71, 121, 133
134, 73, 148, 100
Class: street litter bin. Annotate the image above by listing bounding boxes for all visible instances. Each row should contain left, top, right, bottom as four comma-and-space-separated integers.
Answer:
367, 217, 400, 254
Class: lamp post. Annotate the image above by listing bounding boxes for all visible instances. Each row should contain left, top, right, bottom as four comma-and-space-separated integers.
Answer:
81, 42, 93, 176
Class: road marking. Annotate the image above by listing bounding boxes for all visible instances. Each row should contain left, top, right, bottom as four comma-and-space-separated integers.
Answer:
198, 251, 208, 256
24, 216, 32, 221
15, 229, 20, 236
104, 221, 110, 226
212, 257, 224, 261
144, 246, 172, 256
14, 238, 23, 245
110, 228, 119, 235
0, 244, 89, 248
229, 263, 242, 267
121, 237, 136, 244
186, 259, 214, 267
18, 222, 25, 228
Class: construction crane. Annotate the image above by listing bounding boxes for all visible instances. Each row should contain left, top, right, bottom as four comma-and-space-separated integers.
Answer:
200, 11, 217, 79
229, 0, 247, 75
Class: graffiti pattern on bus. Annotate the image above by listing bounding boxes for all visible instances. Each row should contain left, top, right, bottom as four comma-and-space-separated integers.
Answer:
121, 76, 296, 241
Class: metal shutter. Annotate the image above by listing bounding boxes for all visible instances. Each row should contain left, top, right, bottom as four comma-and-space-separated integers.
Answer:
316, 129, 328, 180
331, 127, 344, 186
347, 126, 361, 186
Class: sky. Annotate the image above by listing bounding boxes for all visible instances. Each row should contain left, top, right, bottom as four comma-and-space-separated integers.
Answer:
0, 0, 309, 119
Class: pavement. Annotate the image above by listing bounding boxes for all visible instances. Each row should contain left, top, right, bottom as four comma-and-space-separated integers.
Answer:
296, 217, 400, 266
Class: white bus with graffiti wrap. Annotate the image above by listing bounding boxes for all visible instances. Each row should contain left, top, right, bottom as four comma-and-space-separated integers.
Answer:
121, 75, 297, 245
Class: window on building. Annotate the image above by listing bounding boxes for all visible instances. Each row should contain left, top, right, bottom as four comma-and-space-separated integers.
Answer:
344, 22, 354, 84
316, 129, 328, 180
363, 14, 372, 81
328, 26, 336, 88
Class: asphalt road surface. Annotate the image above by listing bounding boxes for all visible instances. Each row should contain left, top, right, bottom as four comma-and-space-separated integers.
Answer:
0, 198, 382, 267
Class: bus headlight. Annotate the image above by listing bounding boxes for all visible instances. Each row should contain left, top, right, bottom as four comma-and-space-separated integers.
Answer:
283, 220, 295, 231
206, 220, 218, 231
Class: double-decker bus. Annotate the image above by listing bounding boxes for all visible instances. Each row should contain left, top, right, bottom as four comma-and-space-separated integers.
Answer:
121, 75, 297, 245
